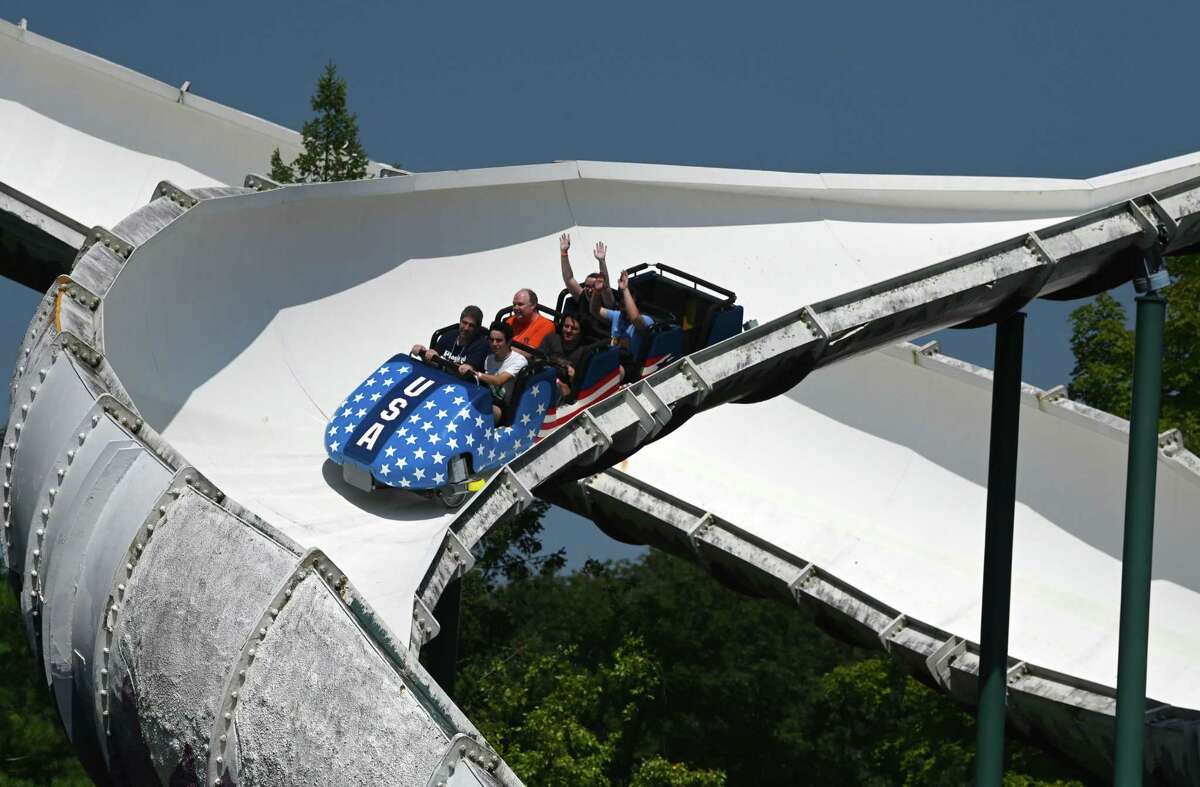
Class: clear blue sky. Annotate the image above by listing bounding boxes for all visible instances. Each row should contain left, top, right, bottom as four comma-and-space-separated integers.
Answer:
2, 0, 1194, 564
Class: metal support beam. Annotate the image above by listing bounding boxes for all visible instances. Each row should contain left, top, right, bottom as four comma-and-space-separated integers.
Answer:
424, 576, 463, 700
975, 311, 1025, 787
1113, 290, 1168, 786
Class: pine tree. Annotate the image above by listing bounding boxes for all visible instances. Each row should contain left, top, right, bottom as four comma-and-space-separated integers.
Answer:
269, 62, 369, 183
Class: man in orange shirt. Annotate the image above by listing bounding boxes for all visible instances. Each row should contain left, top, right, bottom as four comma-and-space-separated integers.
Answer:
506, 288, 556, 352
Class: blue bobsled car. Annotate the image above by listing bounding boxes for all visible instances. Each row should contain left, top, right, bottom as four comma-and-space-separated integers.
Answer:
325, 350, 558, 506
327, 263, 745, 505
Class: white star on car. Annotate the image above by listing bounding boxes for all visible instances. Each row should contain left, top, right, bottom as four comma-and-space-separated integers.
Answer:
465, 434, 475, 446
423, 400, 437, 410
329, 441, 339, 451
357, 408, 367, 417
432, 451, 445, 464
354, 393, 364, 402
398, 366, 410, 375
421, 421, 433, 432
520, 414, 531, 425
370, 392, 381, 402
400, 477, 411, 488
409, 414, 421, 424
379, 464, 390, 476
437, 409, 448, 419
446, 422, 458, 433
447, 438, 458, 450
366, 378, 376, 386
434, 472, 445, 484
429, 433, 441, 444
452, 396, 465, 405
475, 416, 484, 427
342, 408, 352, 417
443, 385, 457, 394
379, 366, 389, 374
343, 424, 355, 433
414, 448, 426, 459
537, 403, 546, 414
396, 457, 407, 469
385, 446, 396, 457
328, 426, 338, 436
413, 468, 426, 480
383, 378, 394, 386
406, 435, 417, 445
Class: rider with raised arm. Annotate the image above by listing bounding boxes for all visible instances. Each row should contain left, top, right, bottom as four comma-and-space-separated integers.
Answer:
559, 233, 615, 342
459, 321, 528, 423
410, 305, 488, 369
591, 268, 655, 360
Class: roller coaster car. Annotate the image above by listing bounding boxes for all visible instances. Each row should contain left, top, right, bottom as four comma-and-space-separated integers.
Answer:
535, 263, 744, 437
324, 348, 559, 506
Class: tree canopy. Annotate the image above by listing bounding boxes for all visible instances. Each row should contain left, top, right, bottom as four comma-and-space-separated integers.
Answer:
1068, 254, 1200, 440
445, 505, 1093, 786
269, 62, 369, 183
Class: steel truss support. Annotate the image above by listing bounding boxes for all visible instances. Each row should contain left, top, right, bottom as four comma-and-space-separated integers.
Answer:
974, 312, 1026, 786
1113, 258, 1169, 785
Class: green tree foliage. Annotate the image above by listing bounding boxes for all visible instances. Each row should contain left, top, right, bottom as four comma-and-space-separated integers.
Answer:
269, 62, 369, 184
456, 521, 1092, 786
1069, 255, 1200, 439
0, 585, 90, 786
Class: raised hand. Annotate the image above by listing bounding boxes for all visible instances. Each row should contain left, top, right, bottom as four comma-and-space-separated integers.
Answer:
560, 233, 571, 253
594, 241, 607, 262
618, 269, 629, 290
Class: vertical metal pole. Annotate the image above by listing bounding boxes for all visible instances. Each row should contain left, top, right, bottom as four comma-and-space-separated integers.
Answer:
426, 578, 462, 699
1113, 292, 1167, 786
974, 311, 1025, 787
